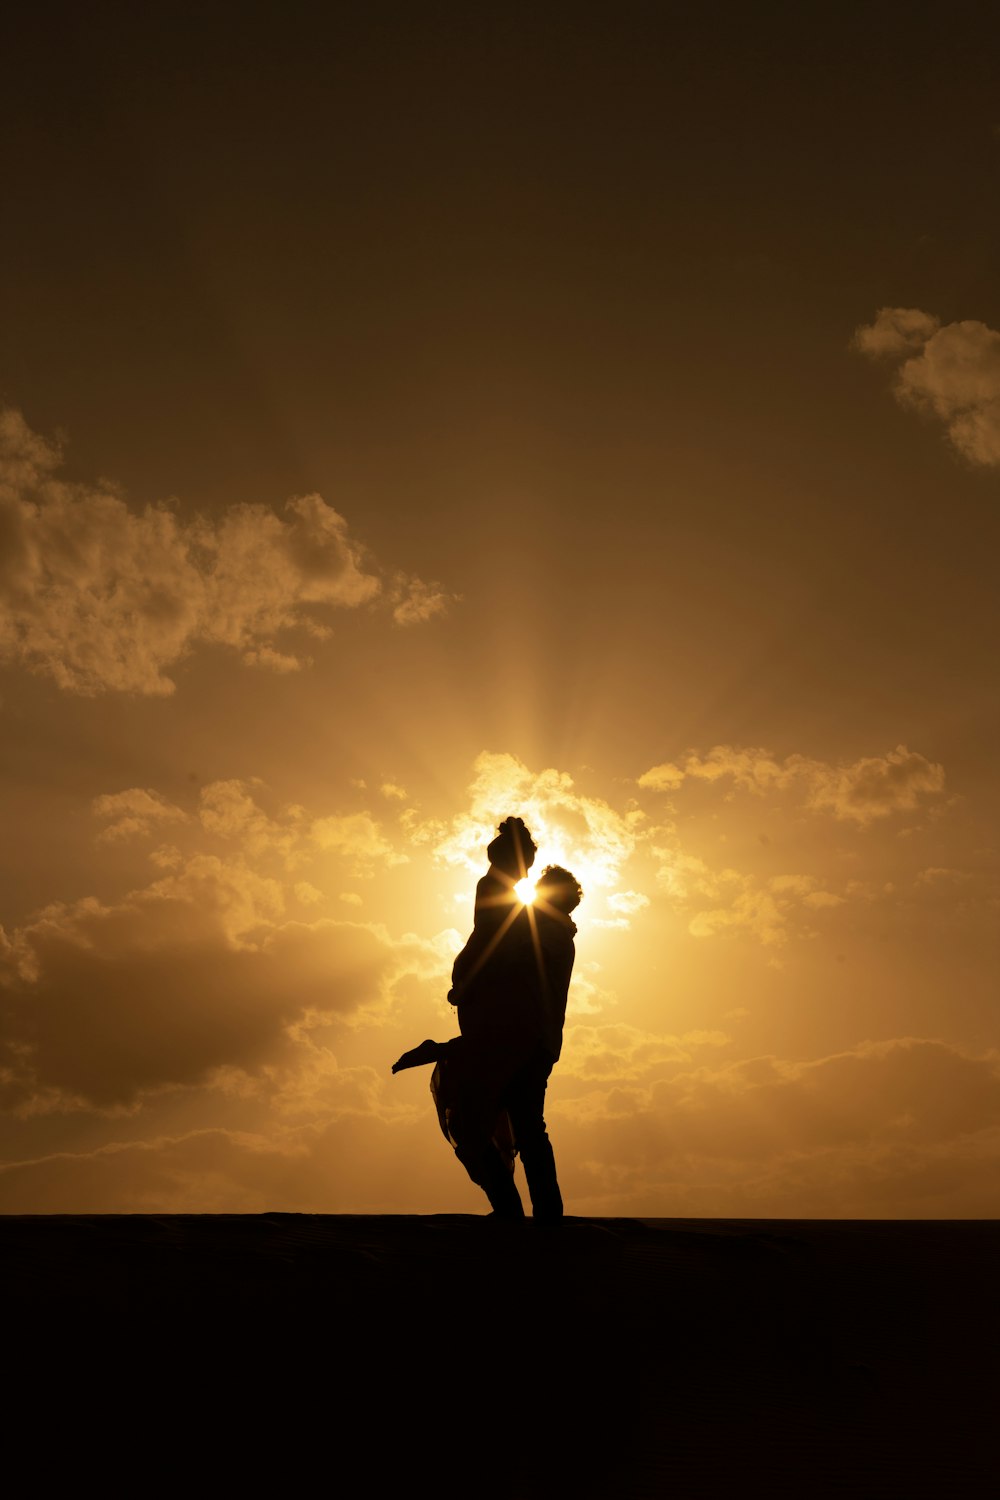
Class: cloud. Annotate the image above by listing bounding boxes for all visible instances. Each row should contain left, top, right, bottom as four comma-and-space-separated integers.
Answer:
634, 763, 685, 792
92, 777, 415, 882
430, 752, 641, 900
561, 1037, 1000, 1152
5, 1036, 996, 1216
92, 788, 188, 843
0, 1107, 467, 1214
198, 779, 302, 860
653, 848, 726, 902
804, 746, 945, 823
915, 866, 970, 886
150, 844, 183, 869
607, 890, 649, 916
560, 1023, 730, 1082
0, 852, 436, 1112
0, 1128, 316, 1212
264, 1048, 390, 1120
855, 307, 1000, 466
853, 306, 941, 358
653, 850, 849, 947
390, 574, 455, 626
294, 882, 324, 905
310, 813, 408, 871
554, 1037, 1000, 1216
639, 744, 945, 825
801, 889, 845, 910
0, 408, 453, 695
592, 889, 651, 930
241, 646, 306, 673
687, 883, 793, 946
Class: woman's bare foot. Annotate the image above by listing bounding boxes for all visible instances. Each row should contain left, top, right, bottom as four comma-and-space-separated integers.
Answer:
391, 1039, 444, 1073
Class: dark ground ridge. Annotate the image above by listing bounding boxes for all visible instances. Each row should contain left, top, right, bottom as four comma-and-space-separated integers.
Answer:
5, 1216, 997, 1497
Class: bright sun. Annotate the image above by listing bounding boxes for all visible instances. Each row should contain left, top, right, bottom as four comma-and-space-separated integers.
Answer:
515, 877, 536, 904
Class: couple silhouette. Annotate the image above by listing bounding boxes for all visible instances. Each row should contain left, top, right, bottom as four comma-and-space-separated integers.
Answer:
393, 817, 581, 1221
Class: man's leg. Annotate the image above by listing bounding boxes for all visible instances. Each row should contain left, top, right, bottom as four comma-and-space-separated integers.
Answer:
504, 1051, 563, 1222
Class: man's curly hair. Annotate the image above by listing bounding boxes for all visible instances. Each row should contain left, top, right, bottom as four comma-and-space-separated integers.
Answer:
535, 864, 583, 914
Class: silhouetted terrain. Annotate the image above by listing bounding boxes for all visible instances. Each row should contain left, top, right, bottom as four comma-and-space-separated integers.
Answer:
5, 1216, 997, 1496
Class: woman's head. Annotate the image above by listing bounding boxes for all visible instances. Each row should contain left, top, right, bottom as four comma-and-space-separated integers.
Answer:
487, 816, 537, 877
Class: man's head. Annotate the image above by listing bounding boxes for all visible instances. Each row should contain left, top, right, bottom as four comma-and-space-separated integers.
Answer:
487, 816, 537, 878
535, 865, 583, 914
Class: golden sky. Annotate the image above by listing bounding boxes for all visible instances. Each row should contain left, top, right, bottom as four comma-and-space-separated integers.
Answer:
1, 6, 998, 1215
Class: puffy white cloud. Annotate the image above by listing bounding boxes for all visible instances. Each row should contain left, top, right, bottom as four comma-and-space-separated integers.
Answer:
592, 888, 651, 930
635, 762, 685, 792
653, 849, 850, 947
265, 1049, 389, 1119
801, 889, 845, 910
687, 885, 790, 946
804, 746, 946, 823
294, 882, 324, 905
241, 646, 305, 673
431, 751, 640, 899
607, 890, 650, 916
0, 407, 453, 695
150, 844, 183, 869
641, 747, 802, 801
653, 848, 727, 902
92, 788, 188, 843
93, 777, 415, 879
198, 779, 303, 861
855, 307, 1000, 467
639, 744, 945, 825
853, 306, 940, 358
310, 813, 408, 870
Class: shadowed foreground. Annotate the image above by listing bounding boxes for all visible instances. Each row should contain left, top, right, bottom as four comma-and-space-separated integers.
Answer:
5, 1215, 997, 1496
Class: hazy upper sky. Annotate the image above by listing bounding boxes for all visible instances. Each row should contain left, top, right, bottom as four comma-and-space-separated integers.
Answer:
2, 4, 998, 1215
